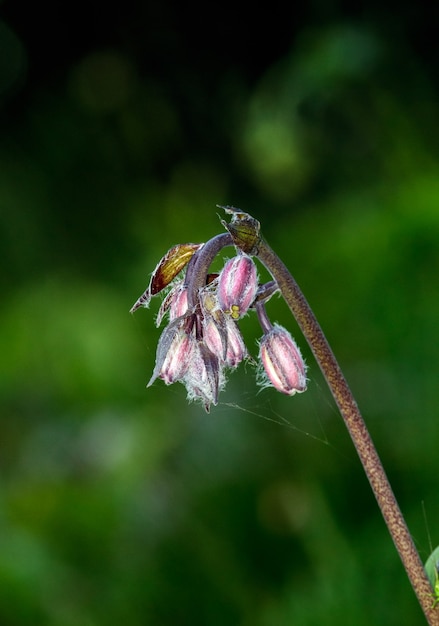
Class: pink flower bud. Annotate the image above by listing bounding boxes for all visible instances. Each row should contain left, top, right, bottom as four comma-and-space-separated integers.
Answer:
258, 325, 307, 395
199, 291, 228, 361
199, 291, 247, 367
202, 315, 246, 368
224, 319, 246, 368
160, 332, 195, 384
148, 324, 196, 387
156, 283, 189, 327
168, 285, 189, 321
217, 254, 258, 319
203, 315, 227, 361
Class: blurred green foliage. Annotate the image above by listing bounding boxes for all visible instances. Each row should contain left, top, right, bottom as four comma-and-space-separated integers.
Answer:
1, 3, 439, 625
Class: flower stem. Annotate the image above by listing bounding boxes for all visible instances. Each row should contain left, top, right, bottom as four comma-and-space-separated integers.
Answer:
256, 236, 439, 625
186, 233, 232, 309
255, 301, 274, 335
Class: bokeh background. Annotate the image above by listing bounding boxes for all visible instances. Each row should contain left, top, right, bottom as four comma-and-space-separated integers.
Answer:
1, 2, 439, 624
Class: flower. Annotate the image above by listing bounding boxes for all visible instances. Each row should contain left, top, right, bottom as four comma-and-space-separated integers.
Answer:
223, 319, 247, 368
147, 318, 196, 386
131, 209, 308, 411
258, 324, 307, 395
217, 253, 258, 319
156, 282, 189, 326
199, 290, 247, 367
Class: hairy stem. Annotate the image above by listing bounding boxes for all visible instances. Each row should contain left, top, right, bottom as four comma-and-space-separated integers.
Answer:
256, 237, 439, 625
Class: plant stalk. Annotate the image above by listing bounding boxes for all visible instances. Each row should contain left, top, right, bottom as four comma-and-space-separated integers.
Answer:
256, 236, 439, 625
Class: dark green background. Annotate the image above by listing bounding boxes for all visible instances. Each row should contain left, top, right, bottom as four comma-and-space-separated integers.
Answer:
1, 2, 439, 624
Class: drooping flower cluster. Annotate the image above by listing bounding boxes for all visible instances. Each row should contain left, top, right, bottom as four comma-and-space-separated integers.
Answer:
130, 210, 308, 411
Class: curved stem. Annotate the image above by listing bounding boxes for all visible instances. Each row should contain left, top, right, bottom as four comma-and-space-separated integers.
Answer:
256, 237, 439, 625
255, 300, 274, 335
186, 233, 232, 309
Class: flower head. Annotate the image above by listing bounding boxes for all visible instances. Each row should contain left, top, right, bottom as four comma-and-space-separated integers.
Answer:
131, 208, 308, 411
